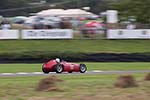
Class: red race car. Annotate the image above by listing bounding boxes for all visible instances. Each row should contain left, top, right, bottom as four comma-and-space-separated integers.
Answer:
42, 58, 87, 74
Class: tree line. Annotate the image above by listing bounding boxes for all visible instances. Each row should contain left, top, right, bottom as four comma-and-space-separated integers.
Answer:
111, 0, 150, 23
0, 0, 109, 16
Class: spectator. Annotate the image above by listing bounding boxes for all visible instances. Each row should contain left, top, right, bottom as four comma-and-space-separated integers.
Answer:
126, 23, 136, 29
33, 22, 44, 29
0, 21, 11, 30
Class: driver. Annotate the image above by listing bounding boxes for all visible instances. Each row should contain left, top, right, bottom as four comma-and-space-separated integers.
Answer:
55, 58, 60, 63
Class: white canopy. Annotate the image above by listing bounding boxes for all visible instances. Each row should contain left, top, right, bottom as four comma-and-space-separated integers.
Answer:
37, 9, 65, 16
37, 9, 96, 17
62, 9, 94, 17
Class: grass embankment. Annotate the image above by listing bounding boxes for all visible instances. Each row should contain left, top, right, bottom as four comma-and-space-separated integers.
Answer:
0, 74, 150, 100
0, 62, 149, 73
0, 39, 150, 62
0, 40, 150, 53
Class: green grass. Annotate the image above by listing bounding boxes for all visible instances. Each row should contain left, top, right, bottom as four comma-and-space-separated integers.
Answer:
0, 62, 150, 73
0, 40, 150, 53
0, 75, 101, 100
0, 74, 150, 100
86, 62, 150, 71
0, 64, 41, 73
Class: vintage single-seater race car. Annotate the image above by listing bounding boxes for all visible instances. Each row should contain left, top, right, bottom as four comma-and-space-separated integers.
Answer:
42, 58, 87, 74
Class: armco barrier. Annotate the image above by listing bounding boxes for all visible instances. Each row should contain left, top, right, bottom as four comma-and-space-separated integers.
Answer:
107, 29, 150, 39
0, 30, 19, 39
21, 29, 73, 39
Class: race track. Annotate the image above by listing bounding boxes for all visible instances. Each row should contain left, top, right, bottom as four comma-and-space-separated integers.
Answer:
0, 70, 150, 76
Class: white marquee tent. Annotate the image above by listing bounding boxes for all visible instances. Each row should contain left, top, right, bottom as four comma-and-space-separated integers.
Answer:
37, 9, 65, 16
62, 9, 94, 17
37, 9, 96, 17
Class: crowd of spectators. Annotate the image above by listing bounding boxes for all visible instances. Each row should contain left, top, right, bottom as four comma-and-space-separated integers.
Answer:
0, 15, 106, 38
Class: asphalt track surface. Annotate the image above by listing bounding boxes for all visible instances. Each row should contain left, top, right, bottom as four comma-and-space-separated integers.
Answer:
0, 70, 150, 76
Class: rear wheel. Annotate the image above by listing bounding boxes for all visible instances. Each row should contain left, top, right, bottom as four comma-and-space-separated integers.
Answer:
55, 64, 63, 73
79, 64, 87, 73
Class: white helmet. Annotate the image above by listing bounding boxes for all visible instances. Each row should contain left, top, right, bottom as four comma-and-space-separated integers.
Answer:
55, 58, 60, 63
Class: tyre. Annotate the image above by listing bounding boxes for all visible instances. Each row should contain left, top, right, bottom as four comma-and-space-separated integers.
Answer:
68, 71, 73, 73
79, 64, 87, 73
55, 64, 63, 73
42, 64, 49, 74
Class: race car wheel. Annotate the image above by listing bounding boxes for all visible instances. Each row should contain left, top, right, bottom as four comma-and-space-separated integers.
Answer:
55, 64, 63, 73
79, 64, 87, 73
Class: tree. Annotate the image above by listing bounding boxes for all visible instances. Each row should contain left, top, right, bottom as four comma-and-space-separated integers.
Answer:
111, 0, 150, 23
0, 0, 29, 16
58, 0, 109, 14
0, 0, 111, 16
0, 0, 28, 9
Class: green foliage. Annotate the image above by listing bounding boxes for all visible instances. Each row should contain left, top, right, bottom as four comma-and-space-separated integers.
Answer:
0, 40, 149, 62
111, 0, 150, 23
0, 0, 28, 9
59, 0, 109, 14
0, 0, 30, 16
0, 0, 111, 16
2, 39, 150, 63
0, 51, 86, 62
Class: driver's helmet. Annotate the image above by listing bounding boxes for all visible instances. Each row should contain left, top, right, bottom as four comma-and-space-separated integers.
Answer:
55, 58, 60, 63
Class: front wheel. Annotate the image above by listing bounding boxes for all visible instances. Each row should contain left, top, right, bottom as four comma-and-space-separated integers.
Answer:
79, 64, 87, 73
55, 64, 63, 73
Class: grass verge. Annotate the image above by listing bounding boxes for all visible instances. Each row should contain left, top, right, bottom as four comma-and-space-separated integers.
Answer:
0, 74, 150, 100
0, 40, 150, 53
0, 62, 150, 73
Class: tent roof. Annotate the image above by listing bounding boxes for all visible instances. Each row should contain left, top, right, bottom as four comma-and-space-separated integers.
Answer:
37, 9, 96, 17
37, 9, 65, 16
62, 9, 94, 17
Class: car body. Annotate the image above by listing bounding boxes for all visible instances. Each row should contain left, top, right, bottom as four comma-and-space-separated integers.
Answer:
42, 59, 87, 74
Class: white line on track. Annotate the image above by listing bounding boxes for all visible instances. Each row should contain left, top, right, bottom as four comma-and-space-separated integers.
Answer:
1, 73, 15, 75
16, 72, 29, 75
92, 70, 103, 72
0, 70, 150, 76
32, 72, 43, 74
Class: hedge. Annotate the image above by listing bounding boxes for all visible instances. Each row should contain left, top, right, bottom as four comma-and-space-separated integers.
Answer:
0, 51, 150, 63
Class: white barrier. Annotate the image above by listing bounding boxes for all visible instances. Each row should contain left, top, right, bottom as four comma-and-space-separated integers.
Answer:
22, 29, 73, 39
107, 29, 150, 39
0, 30, 19, 39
